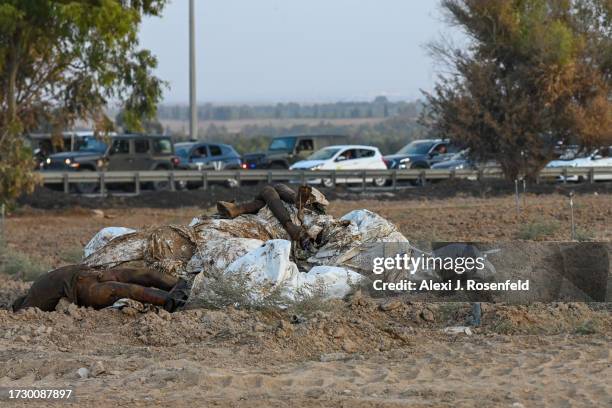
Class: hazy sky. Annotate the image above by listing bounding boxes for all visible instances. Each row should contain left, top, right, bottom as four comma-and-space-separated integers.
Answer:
139, 0, 459, 104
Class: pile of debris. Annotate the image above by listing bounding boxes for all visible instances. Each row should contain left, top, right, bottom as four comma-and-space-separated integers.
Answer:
82, 185, 413, 306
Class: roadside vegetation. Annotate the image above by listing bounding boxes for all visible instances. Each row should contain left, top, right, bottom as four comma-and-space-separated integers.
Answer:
0, 0, 168, 207
0, 239, 49, 281
423, 0, 611, 180
516, 221, 561, 240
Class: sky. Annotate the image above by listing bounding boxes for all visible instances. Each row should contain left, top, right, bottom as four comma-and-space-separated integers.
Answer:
138, 0, 460, 104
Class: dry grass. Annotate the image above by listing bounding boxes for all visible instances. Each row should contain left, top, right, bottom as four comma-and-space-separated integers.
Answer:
516, 221, 560, 240
0, 240, 49, 281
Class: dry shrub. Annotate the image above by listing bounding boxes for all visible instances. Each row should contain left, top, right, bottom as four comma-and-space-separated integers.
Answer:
516, 221, 559, 240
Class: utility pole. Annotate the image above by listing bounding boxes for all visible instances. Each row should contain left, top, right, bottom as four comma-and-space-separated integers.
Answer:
189, 0, 198, 140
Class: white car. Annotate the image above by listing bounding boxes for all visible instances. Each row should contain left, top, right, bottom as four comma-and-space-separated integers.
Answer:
546, 146, 612, 181
290, 145, 388, 187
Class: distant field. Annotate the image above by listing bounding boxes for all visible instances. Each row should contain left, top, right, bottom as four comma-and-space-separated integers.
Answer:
160, 117, 388, 135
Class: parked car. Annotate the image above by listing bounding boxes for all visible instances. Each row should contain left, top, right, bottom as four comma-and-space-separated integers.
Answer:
41, 134, 178, 192
242, 134, 348, 169
174, 141, 242, 189
384, 139, 461, 170
175, 142, 241, 170
27, 131, 107, 169
290, 145, 387, 187
546, 146, 612, 182
431, 150, 498, 180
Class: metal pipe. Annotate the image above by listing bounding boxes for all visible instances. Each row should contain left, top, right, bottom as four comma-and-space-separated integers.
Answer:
189, 0, 198, 140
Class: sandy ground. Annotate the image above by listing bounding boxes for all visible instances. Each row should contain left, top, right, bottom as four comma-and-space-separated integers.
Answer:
0, 193, 611, 407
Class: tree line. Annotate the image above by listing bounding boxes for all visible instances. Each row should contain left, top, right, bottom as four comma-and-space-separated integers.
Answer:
158, 98, 422, 121
186, 116, 430, 156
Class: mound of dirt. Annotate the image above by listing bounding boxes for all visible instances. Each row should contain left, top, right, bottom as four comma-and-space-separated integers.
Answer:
0, 274, 30, 310
1, 289, 610, 406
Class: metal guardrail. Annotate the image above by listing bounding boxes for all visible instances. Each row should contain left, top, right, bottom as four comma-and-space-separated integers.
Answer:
38, 166, 612, 194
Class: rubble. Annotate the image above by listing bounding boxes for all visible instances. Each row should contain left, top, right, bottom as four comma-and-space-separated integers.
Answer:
90, 361, 106, 377
380, 299, 403, 311
420, 308, 435, 322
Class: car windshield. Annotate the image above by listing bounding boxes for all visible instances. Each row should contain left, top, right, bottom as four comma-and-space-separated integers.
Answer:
396, 141, 435, 155
74, 136, 107, 153
175, 144, 193, 157
308, 148, 341, 161
269, 137, 296, 152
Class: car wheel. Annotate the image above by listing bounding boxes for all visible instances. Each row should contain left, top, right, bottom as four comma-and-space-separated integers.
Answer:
153, 180, 171, 191
322, 178, 334, 188
269, 163, 286, 170
373, 177, 386, 187
410, 166, 428, 186
75, 169, 98, 194
152, 167, 171, 191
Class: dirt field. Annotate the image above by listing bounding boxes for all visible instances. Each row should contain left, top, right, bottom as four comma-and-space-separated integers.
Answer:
0, 192, 610, 407
5, 193, 611, 268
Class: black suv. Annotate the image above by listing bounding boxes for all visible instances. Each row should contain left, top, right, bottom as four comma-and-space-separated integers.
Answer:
42, 134, 178, 192
242, 134, 348, 169
384, 139, 461, 170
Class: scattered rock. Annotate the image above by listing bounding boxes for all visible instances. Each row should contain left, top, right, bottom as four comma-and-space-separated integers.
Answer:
384, 326, 413, 342
380, 299, 402, 311
55, 298, 72, 313
320, 352, 348, 362
332, 326, 345, 339
17, 335, 30, 343
121, 307, 138, 317
349, 290, 371, 308
252, 322, 266, 332
420, 308, 435, 322
342, 339, 358, 353
34, 326, 47, 336
276, 320, 293, 338
278, 320, 291, 330
90, 361, 105, 377
157, 309, 171, 321
314, 311, 329, 319
91, 209, 105, 218
77, 367, 90, 379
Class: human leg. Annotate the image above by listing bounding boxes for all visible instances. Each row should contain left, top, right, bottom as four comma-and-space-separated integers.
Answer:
96, 268, 178, 291
76, 280, 170, 309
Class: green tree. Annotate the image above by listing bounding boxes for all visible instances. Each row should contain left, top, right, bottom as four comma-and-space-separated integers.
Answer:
423, 0, 611, 180
115, 109, 164, 135
0, 0, 167, 205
